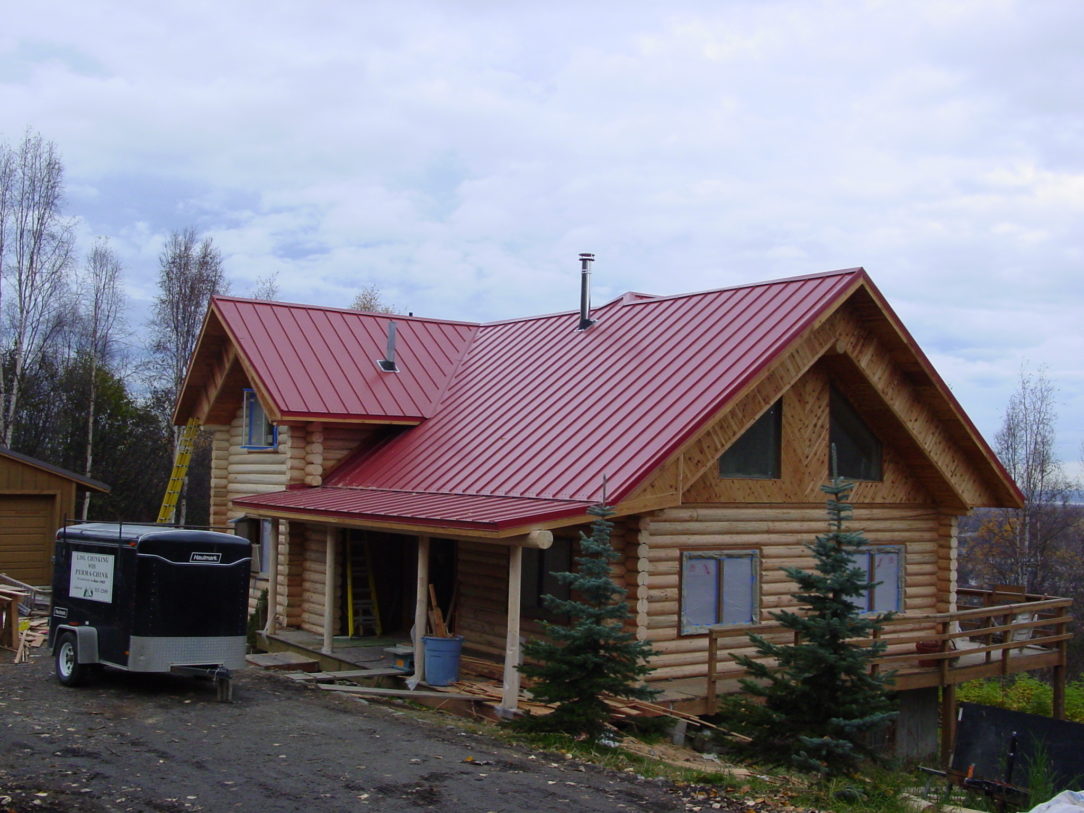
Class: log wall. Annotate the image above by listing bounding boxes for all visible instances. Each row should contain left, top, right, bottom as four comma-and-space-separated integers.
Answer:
298, 525, 342, 635
637, 502, 947, 681
454, 520, 637, 658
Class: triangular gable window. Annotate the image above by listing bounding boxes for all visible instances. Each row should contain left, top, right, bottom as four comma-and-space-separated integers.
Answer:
719, 400, 782, 479
829, 386, 882, 481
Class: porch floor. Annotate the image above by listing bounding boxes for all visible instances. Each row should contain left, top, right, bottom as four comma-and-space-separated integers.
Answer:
261, 628, 407, 672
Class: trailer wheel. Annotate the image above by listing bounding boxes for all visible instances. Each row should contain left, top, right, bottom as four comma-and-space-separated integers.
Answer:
55, 632, 86, 687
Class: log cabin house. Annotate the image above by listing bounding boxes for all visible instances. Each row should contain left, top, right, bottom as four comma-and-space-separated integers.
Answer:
175, 266, 1070, 758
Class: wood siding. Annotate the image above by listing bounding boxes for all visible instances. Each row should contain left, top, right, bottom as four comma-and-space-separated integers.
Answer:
0, 455, 79, 585
683, 365, 932, 505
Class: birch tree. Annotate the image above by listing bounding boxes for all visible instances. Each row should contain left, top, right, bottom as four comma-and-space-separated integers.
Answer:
0, 131, 75, 445
150, 227, 227, 409
78, 238, 124, 518
964, 366, 1078, 593
149, 228, 226, 524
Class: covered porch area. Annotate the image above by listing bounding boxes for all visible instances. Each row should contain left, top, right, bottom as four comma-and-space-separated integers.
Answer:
255, 517, 555, 714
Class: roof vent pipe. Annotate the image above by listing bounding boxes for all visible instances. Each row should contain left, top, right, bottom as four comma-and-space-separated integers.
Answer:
378, 320, 398, 372
578, 253, 595, 331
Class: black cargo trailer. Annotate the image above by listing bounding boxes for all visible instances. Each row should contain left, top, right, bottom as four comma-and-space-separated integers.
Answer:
48, 523, 250, 700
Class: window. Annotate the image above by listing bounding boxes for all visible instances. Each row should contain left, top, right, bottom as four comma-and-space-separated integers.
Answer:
680, 550, 759, 634
829, 387, 882, 480
720, 400, 782, 479
848, 546, 902, 613
258, 519, 273, 575
239, 517, 273, 574
521, 538, 573, 617
242, 389, 277, 450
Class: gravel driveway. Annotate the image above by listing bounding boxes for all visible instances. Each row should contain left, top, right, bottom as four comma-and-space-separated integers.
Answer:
1, 650, 690, 813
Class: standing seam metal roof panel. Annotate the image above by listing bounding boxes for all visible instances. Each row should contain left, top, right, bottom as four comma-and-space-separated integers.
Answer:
213, 298, 477, 421
325, 270, 862, 502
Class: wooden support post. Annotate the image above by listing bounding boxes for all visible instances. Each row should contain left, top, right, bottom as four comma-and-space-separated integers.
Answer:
322, 526, 337, 655
706, 629, 719, 709
500, 546, 523, 713
263, 519, 280, 635
940, 683, 957, 770
409, 536, 430, 686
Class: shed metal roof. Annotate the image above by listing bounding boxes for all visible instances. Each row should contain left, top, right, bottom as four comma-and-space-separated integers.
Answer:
0, 446, 110, 492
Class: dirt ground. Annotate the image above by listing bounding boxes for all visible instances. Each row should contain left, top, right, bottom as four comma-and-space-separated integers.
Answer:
0, 649, 803, 813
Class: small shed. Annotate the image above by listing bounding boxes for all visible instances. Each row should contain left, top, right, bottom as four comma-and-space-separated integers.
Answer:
0, 447, 110, 585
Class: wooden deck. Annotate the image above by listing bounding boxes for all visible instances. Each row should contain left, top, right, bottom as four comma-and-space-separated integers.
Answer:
690, 587, 1072, 717
256, 586, 1071, 736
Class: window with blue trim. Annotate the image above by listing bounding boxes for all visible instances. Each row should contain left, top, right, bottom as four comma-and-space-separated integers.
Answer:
242, 389, 277, 450
680, 550, 759, 634
848, 546, 902, 613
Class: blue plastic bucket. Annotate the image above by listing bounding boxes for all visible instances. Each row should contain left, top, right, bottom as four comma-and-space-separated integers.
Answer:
423, 635, 463, 686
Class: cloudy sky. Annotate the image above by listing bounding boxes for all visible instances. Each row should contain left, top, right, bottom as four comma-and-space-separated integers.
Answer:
2, 1, 1082, 474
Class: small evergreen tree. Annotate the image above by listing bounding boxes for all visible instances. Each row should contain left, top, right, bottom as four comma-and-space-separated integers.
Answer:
516, 504, 658, 740
728, 476, 897, 775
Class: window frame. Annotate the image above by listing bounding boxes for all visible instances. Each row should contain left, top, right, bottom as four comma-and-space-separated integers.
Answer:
242, 388, 278, 451
847, 545, 904, 614
719, 399, 783, 480
679, 549, 760, 635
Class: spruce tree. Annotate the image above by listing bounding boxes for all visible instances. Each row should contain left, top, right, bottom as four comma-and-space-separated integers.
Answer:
516, 504, 657, 740
729, 476, 896, 775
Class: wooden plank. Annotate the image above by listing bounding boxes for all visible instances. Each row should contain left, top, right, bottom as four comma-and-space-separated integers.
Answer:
285, 668, 403, 682
318, 684, 480, 701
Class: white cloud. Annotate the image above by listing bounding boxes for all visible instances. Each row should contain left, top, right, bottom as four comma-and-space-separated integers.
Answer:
0, 0, 1081, 466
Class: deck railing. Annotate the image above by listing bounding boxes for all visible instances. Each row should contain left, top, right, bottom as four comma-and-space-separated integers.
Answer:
705, 588, 1072, 712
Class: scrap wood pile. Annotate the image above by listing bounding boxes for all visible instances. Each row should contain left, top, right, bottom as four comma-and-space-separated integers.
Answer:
453, 654, 737, 736
1, 583, 49, 663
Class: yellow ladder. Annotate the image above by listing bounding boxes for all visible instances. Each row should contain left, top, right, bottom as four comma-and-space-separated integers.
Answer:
156, 418, 201, 524
347, 540, 382, 637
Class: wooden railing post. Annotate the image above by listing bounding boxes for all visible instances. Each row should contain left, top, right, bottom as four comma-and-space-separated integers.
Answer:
1053, 614, 1068, 720
870, 627, 881, 678
706, 629, 719, 710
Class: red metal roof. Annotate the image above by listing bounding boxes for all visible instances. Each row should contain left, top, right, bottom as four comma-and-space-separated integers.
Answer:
233, 487, 594, 532
215, 268, 921, 531
212, 298, 477, 422
324, 269, 863, 506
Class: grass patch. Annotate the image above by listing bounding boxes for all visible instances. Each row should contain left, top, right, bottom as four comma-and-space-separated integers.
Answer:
958, 673, 1084, 721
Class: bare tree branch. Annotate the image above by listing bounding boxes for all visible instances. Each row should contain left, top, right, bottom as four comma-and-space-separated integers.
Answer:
0, 130, 75, 445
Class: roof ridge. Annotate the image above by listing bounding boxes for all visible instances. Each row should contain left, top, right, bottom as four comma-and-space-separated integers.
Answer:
211, 295, 480, 327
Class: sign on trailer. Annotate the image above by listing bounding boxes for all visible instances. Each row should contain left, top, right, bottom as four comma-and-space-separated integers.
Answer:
69, 551, 114, 603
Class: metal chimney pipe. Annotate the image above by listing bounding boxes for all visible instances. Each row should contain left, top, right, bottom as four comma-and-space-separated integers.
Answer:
386, 321, 397, 365
578, 253, 595, 330
378, 321, 398, 371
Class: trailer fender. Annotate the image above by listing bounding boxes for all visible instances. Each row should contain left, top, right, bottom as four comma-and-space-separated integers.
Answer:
53, 625, 100, 664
